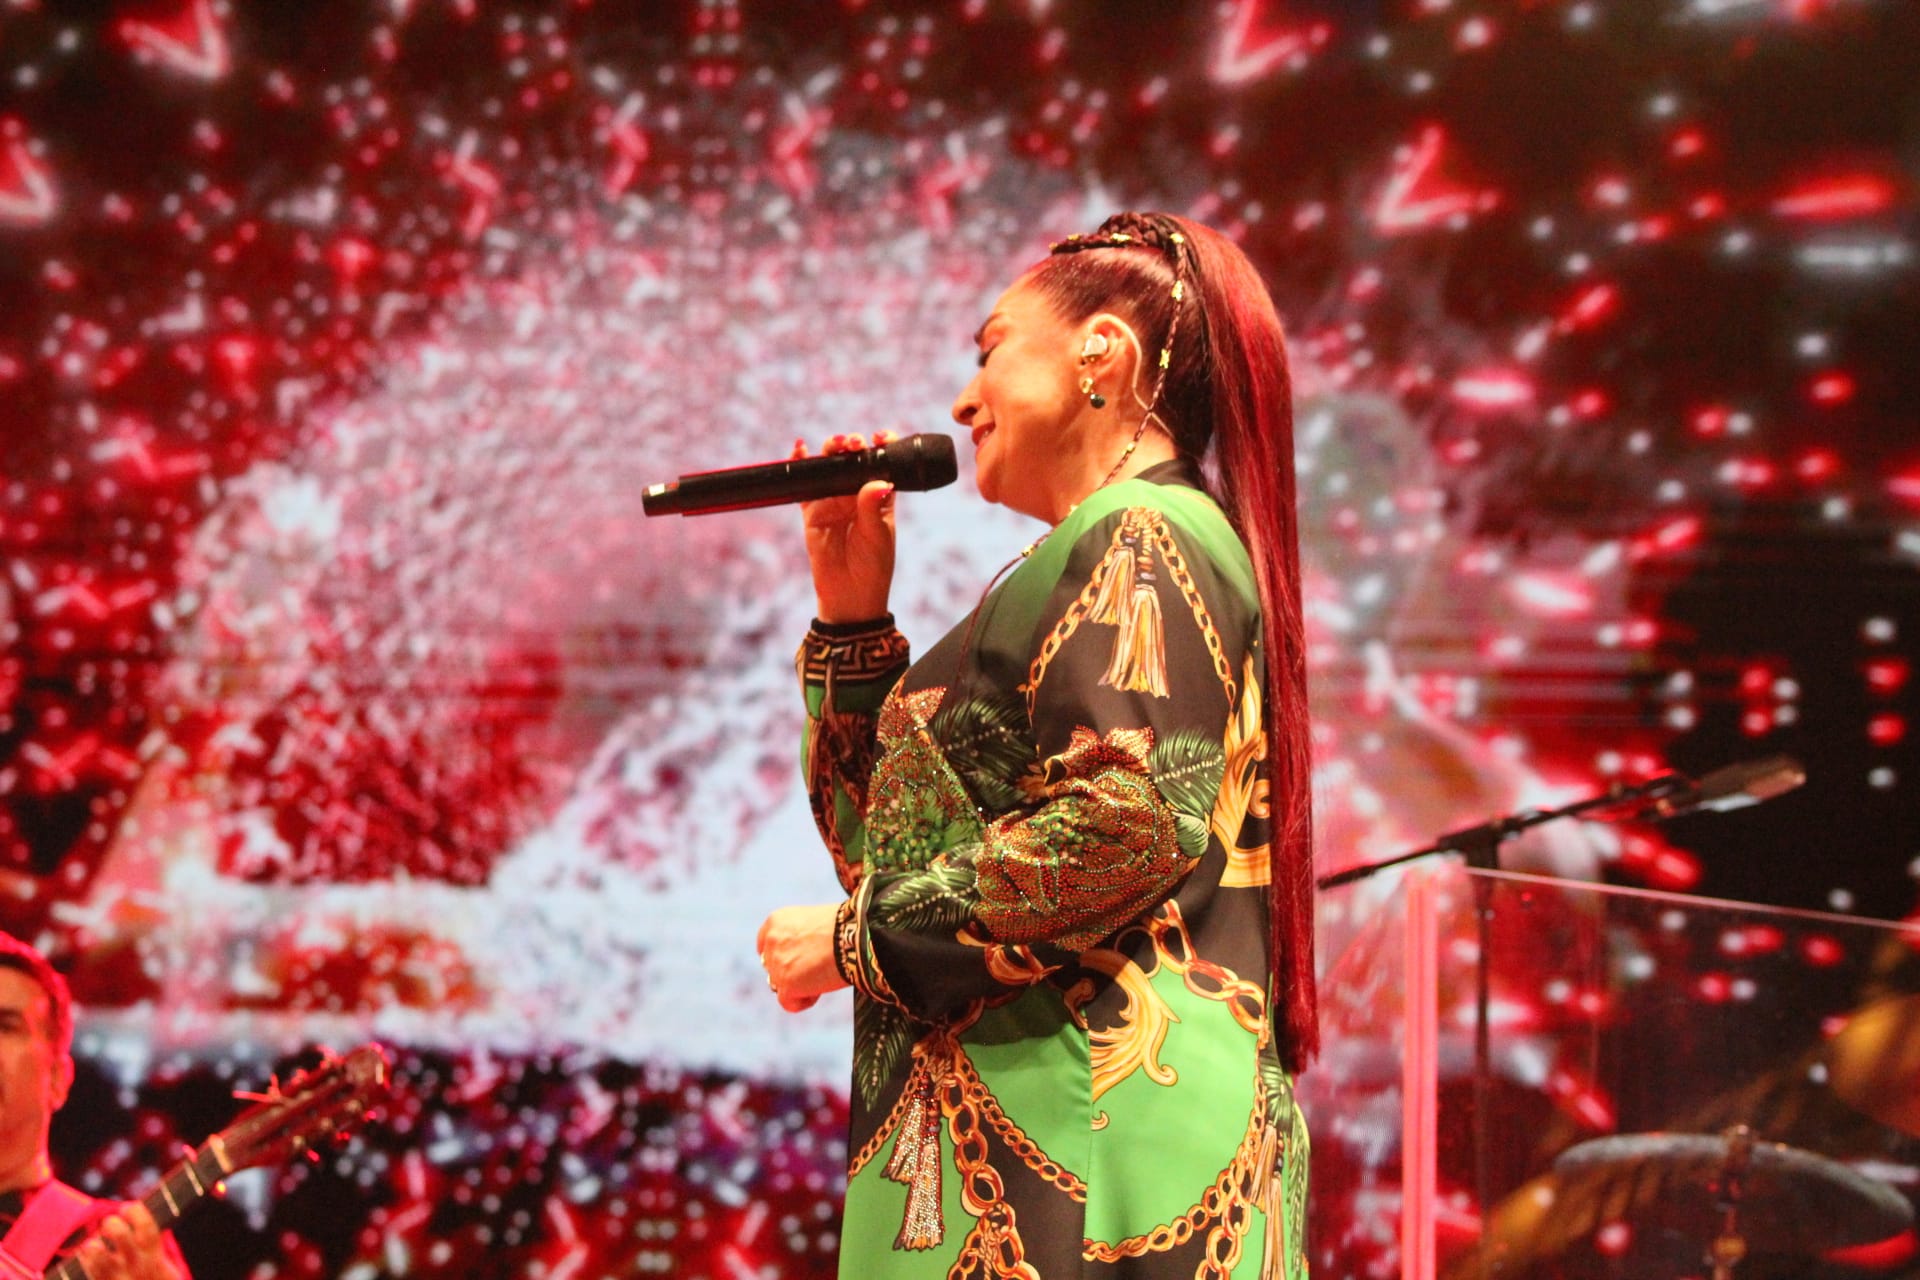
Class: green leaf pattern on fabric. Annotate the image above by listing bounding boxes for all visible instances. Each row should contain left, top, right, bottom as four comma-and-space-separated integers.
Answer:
1150, 728, 1227, 863
927, 693, 1036, 813
854, 994, 917, 1111
869, 857, 979, 936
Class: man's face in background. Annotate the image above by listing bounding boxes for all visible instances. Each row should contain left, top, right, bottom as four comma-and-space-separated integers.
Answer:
0, 966, 72, 1187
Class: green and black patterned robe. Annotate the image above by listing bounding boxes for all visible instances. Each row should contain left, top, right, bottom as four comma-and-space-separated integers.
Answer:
799, 460, 1309, 1279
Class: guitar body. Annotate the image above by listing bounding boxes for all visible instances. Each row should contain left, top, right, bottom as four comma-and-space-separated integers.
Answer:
0, 1182, 109, 1280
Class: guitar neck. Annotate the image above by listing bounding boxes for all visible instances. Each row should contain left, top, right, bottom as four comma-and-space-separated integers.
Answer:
43, 1141, 230, 1280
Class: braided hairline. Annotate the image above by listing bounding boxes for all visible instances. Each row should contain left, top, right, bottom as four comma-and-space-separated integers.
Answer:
1049, 211, 1187, 259
1047, 213, 1196, 445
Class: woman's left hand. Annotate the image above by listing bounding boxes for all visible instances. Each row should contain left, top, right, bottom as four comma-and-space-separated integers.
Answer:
757, 903, 849, 1013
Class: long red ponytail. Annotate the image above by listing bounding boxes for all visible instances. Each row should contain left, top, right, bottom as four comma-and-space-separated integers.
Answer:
1031, 214, 1317, 1071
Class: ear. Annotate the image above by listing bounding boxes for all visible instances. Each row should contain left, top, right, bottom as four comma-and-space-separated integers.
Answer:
1078, 313, 1142, 377
51, 1051, 73, 1110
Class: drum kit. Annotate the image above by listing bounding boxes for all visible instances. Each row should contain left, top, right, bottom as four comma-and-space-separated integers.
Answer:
1454, 994, 1920, 1279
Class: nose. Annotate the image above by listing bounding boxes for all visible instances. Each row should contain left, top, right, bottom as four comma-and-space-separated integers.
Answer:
951, 374, 981, 427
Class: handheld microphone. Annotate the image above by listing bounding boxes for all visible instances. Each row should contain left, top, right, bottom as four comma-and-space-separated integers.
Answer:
641, 433, 958, 517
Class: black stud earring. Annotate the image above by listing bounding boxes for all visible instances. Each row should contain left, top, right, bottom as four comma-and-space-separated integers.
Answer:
1080, 375, 1106, 409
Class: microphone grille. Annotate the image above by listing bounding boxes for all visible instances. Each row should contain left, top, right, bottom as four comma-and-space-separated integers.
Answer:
891, 433, 959, 493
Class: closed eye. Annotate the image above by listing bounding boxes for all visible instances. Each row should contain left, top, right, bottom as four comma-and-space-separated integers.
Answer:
976, 345, 996, 369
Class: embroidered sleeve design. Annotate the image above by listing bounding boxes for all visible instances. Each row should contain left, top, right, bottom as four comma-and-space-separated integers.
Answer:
972, 725, 1188, 950
861, 688, 984, 875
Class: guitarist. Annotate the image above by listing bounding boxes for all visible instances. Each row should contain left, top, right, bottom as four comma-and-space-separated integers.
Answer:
0, 934, 186, 1280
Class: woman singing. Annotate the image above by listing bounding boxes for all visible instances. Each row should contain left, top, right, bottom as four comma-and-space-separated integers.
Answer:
758, 211, 1315, 1279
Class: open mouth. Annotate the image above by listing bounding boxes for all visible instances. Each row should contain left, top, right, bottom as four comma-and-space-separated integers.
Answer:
971, 424, 995, 448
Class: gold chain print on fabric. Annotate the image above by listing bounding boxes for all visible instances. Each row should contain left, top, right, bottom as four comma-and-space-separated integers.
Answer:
1147, 901, 1269, 1036
1057, 902, 1270, 1143
946, 1062, 1044, 1280
851, 1055, 925, 1178
853, 1044, 1090, 1195
845, 928, 1284, 1276
1079, 1067, 1277, 1276
853, 1016, 974, 1185
1070, 903, 1267, 1062
1022, 510, 1237, 718
851, 1036, 1086, 1268
952, 1045, 1088, 1202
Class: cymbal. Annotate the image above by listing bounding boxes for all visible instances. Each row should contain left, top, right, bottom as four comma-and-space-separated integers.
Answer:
1453, 1130, 1912, 1277
1827, 994, 1920, 1139
1551, 1132, 1911, 1251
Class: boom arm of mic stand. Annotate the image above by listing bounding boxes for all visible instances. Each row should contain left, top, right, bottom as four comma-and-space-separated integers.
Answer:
1316, 818, 1527, 890
1315, 774, 1690, 892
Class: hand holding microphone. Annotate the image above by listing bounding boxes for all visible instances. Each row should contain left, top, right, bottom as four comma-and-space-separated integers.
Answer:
798, 432, 900, 625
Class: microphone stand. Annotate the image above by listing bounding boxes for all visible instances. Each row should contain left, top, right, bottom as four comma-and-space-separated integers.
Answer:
1316, 770, 1696, 1249
1316, 770, 1694, 891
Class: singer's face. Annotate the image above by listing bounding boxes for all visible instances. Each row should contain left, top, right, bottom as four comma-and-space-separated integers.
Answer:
951, 276, 1086, 523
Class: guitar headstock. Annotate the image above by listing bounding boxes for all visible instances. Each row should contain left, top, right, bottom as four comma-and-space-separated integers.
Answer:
216, 1043, 391, 1173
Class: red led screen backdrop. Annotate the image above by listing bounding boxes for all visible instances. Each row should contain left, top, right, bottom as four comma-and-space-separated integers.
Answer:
1, 1, 1916, 1276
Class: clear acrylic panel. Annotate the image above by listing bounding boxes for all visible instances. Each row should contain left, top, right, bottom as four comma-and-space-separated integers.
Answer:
1306, 864, 1920, 1280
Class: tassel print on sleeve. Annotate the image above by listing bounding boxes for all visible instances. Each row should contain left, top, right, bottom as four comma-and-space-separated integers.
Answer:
1100, 534, 1169, 697
1086, 525, 1136, 625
